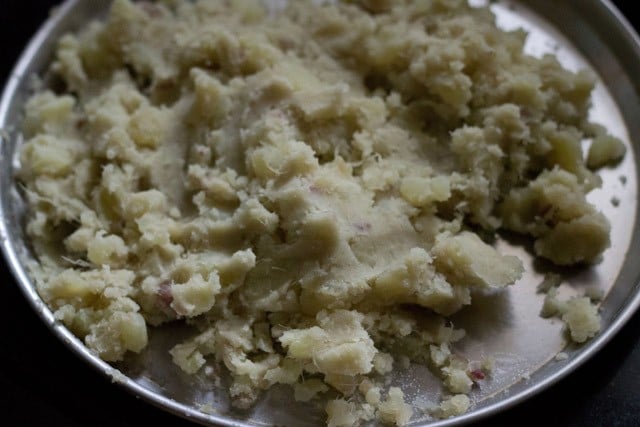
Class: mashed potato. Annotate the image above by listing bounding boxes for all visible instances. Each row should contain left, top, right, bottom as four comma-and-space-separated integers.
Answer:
18, 0, 622, 424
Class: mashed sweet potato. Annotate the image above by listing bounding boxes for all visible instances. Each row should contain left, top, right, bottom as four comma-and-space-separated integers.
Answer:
18, 0, 623, 424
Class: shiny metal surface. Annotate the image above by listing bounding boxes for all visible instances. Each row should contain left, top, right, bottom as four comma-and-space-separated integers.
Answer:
1, 1, 639, 426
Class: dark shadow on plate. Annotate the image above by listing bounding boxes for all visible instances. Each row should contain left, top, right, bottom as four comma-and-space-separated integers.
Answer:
450, 289, 514, 340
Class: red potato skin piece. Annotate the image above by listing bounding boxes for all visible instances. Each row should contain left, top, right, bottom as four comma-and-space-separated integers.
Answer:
470, 369, 485, 381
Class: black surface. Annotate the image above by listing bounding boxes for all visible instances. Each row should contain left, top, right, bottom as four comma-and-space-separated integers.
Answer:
1, 1, 639, 426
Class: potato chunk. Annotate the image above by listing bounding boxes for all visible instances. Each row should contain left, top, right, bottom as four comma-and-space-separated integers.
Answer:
433, 232, 523, 288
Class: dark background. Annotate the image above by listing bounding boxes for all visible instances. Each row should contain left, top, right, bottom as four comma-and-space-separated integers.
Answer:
1, 1, 638, 426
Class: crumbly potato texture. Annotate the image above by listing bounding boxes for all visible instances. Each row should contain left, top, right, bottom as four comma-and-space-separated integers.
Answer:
19, 0, 621, 425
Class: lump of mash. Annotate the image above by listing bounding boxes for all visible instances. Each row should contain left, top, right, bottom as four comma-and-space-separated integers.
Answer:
541, 289, 601, 343
18, 0, 621, 424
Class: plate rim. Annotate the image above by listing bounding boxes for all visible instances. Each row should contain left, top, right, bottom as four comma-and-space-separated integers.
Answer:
1, 1, 639, 426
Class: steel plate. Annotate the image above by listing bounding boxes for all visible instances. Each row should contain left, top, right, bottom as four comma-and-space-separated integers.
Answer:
1, 1, 640, 426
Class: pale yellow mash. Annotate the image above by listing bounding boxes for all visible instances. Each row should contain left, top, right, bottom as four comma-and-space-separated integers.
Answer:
18, 0, 624, 425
